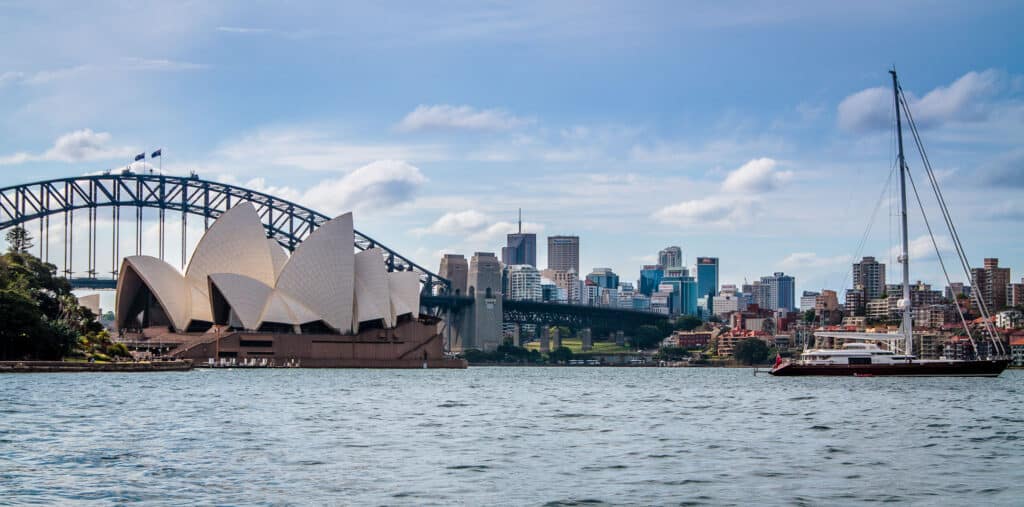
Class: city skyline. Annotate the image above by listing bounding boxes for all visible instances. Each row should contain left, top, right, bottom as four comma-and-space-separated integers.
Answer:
1, 2, 1022, 297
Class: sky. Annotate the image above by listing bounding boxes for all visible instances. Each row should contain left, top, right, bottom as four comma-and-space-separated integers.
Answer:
2, 0, 1023, 303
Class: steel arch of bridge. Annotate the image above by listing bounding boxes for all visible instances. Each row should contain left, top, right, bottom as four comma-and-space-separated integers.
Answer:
0, 173, 450, 293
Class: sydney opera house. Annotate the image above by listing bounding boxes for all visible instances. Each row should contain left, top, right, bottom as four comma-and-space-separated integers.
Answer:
116, 203, 464, 368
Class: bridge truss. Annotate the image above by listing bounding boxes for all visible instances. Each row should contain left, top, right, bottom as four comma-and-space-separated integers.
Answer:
0, 173, 450, 293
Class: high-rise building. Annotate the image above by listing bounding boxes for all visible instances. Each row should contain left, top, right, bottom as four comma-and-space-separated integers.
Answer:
845, 288, 866, 316
852, 256, 886, 299
800, 291, 820, 312
760, 272, 796, 311
659, 274, 699, 316
945, 282, 969, 302
1008, 278, 1024, 308
639, 265, 664, 296
586, 268, 619, 290
438, 254, 468, 296
712, 293, 739, 318
546, 235, 579, 273
501, 210, 536, 267
542, 269, 579, 304
815, 290, 840, 316
658, 246, 683, 270
885, 281, 943, 307
506, 265, 542, 301
696, 257, 719, 299
971, 258, 1011, 312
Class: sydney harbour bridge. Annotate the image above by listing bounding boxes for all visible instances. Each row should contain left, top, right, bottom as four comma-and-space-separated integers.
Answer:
0, 173, 667, 349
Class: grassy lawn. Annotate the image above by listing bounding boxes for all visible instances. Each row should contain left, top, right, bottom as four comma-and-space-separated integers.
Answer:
523, 338, 634, 354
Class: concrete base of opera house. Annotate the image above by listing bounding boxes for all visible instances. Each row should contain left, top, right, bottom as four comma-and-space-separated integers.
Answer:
131, 317, 467, 369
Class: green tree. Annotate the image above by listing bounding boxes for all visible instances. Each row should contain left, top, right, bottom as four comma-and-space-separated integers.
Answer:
675, 315, 703, 331
732, 338, 770, 365
634, 324, 665, 350
803, 309, 816, 323
5, 226, 34, 253
0, 250, 95, 360
548, 346, 573, 364
655, 346, 690, 361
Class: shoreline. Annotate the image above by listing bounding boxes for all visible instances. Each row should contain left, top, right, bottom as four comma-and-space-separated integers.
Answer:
0, 360, 194, 373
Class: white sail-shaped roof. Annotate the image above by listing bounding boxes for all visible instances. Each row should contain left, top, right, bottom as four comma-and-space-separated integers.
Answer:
388, 271, 421, 320
185, 203, 278, 323
116, 256, 189, 332
275, 213, 355, 333
208, 273, 273, 331
267, 239, 289, 279
353, 248, 393, 329
259, 291, 321, 326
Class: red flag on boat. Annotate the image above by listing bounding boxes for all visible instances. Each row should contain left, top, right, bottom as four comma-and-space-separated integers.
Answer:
773, 353, 782, 369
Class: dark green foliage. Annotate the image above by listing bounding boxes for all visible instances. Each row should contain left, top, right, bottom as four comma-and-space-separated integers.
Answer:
633, 324, 665, 350
674, 315, 703, 331
5, 226, 33, 253
803, 309, 816, 323
0, 250, 102, 360
463, 343, 543, 364
655, 346, 690, 361
548, 346, 573, 364
733, 338, 770, 365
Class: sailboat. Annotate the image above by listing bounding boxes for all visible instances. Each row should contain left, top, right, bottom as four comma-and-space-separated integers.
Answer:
771, 70, 1010, 377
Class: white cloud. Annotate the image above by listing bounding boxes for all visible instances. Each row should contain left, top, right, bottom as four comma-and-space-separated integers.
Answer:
215, 127, 447, 172
891, 234, 954, 261
396, 104, 532, 132
214, 160, 428, 216
301, 160, 428, 215
837, 69, 1004, 132
121, 57, 208, 71
411, 208, 544, 246
413, 209, 490, 236
216, 26, 272, 34
651, 195, 756, 226
721, 157, 792, 193
837, 86, 891, 133
652, 158, 790, 226
468, 220, 545, 243
0, 128, 129, 165
779, 252, 851, 269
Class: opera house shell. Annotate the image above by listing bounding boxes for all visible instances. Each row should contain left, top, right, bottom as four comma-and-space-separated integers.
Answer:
116, 203, 464, 368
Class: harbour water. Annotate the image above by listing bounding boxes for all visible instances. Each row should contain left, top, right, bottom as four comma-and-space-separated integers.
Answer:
2, 367, 1022, 505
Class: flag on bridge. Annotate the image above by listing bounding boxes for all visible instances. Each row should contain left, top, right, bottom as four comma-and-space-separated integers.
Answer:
151, 149, 161, 158
134, 152, 145, 161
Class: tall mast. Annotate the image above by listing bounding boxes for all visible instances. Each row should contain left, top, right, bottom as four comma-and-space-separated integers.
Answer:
890, 69, 913, 358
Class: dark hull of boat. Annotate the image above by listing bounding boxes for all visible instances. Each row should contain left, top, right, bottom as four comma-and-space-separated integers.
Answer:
770, 360, 1009, 377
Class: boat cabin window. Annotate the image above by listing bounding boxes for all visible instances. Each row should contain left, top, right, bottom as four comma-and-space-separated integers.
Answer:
848, 357, 872, 365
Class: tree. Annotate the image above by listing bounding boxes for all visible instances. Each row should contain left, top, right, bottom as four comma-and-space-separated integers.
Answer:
732, 338, 770, 365
5, 226, 33, 253
675, 315, 703, 331
0, 250, 95, 360
803, 309, 816, 323
655, 346, 689, 361
708, 314, 722, 324
548, 346, 573, 364
633, 324, 665, 350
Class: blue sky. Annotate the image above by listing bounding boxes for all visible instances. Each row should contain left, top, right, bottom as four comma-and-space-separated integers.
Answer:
2, 0, 1023, 299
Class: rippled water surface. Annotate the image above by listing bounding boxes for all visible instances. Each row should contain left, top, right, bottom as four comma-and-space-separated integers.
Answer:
2, 367, 1023, 505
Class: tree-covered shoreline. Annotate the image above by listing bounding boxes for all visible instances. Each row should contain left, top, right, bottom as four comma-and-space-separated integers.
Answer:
1, 226, 125, 361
